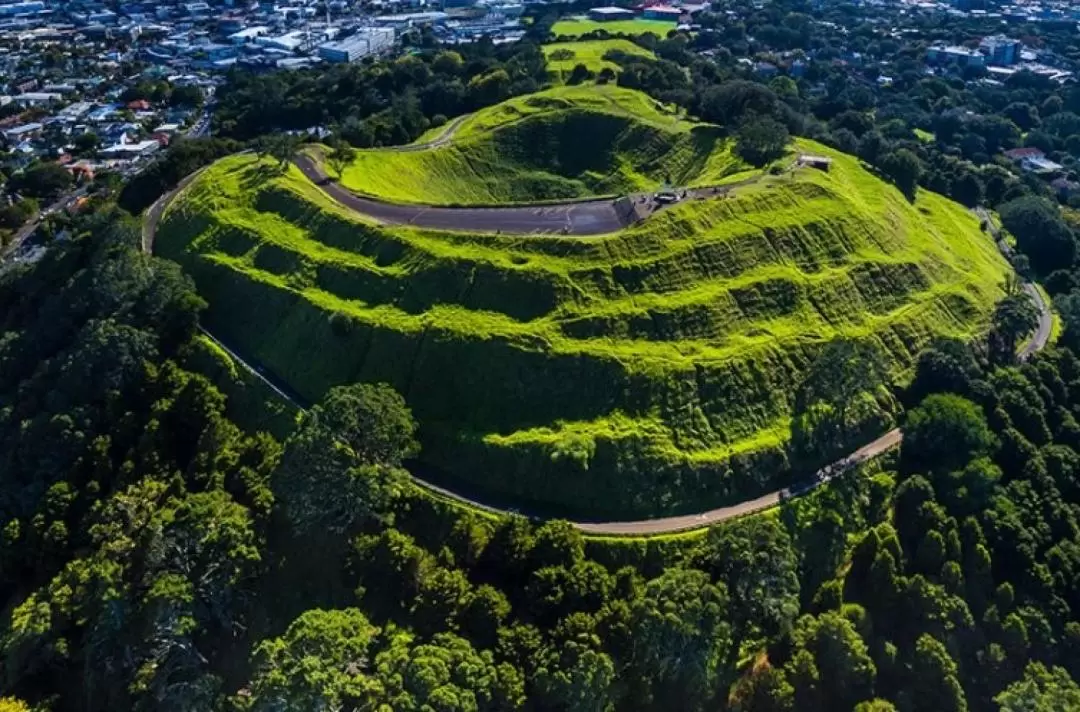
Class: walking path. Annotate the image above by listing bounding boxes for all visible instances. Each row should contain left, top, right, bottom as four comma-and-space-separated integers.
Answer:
142, 142, 1055, 535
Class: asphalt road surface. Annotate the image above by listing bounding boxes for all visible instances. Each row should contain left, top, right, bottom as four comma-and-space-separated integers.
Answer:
294, 153, 634, 235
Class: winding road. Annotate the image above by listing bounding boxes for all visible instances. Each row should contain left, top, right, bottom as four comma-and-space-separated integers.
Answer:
141, 136, 1055, 535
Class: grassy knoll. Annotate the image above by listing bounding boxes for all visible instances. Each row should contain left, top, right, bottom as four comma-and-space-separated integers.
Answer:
158, 93, 1009, 519
542, 39, 655, 81
314, 85, 746, 206
552, 18, 676, 38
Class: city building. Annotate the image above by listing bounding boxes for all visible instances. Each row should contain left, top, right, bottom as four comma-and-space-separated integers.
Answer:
926, 44, 985, 67
587, 6, 636, 21
317, 28, 394, 62
0, 0, 43, 17
979, 34, 1021, 65
228, 25, 268, 43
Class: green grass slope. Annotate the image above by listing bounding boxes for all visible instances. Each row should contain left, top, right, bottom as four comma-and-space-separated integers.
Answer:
551, 18, 676, 38
316, 85, 748, 206
157, 119, 1009, 519
543, 39, 655, 82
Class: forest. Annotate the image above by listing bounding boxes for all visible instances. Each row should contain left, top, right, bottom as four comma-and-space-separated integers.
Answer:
2, 204, 1080, 710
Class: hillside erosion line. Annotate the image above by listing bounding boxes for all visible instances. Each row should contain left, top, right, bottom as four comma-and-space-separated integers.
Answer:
143, 154, 1051, 536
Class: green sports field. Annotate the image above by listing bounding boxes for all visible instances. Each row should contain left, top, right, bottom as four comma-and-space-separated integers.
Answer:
552, 17, 677, 38
157, 87, 1010, 519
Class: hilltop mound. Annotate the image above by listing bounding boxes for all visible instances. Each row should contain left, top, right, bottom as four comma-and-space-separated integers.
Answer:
157, 100, 1009, 519
542, 39, 656, 82
314, 85, 750, 206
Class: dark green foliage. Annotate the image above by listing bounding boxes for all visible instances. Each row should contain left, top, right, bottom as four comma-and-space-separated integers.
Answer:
902, 394, 996, 474
879, 148, 922, 201
999, 196, 1078, 275
15, 21, 1080, 711
991, 291, 1041, 364
8, 162, 72, 201
735, 115, 790, 166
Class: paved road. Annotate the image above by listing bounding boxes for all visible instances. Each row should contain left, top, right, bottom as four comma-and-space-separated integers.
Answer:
575, 429, 904, 534
1, 186, 89, 264
294, 153, 636, 235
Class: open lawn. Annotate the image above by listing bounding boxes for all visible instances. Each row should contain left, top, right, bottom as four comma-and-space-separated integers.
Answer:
158, 87, 1010, 520
552, 17, 677, 38
543, 39, 655, 81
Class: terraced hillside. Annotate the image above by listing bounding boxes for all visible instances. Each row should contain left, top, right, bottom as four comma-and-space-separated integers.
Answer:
312, 85, 749, 205
157, 102, 1009, 519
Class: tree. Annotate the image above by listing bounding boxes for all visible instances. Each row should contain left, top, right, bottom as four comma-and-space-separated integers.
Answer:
990, 291, 1040, 363
9, 162, 72, 201
999, 196, 1077, 274
169, 84, 204, 108
694, 517, 799, 645
909, 634, 967, 712
729, 665, 794, 712
271, 383, 416, 537
902, 394, 995, 474
879, 148, 922, 200
699, 80, 779, 126
534, 615, 616, 712
432, 50, 464, 75
0, 197, 37, 231
788, 612, 876, 710
567, 63, 593, 85
629, 569, 730, 705
1004, 102, 1040, 132
735, 115, 790, 166
248, 608, 382, 710
376, 633, 525, 711
73, 131, 100, 156
326, 137, 357, 179
996, 662, 1080, 711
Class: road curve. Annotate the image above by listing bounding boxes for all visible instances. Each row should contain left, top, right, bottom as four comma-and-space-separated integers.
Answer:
294, 153, 635, 235
300, 112, 639, 235
140, 162, 1053, 536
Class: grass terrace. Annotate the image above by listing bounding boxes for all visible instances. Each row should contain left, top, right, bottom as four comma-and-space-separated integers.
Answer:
157, 88, 1010, 519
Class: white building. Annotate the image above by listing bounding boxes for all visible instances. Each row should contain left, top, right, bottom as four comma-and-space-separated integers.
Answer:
317, 28, 395, 62
228, 25, 268, 44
